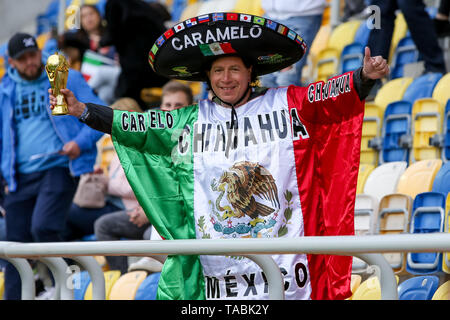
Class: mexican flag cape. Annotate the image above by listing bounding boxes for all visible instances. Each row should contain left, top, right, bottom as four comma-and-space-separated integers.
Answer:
111, 71, 364, 300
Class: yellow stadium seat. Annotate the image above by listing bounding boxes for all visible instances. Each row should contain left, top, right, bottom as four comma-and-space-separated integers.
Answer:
376, 193, 412, 274
327, 20, 361, 56
411, 98, 444, 162
352, 275, 399, 300
179, 1, 202, 21
0, 272, 4, 300
356, 164, 375, 194
233, 0, 263, 15
84, 270, 121, 300
374, 77, 413, 113
303, 25, 332, 83
432, 280, 450, 300
0, 56, 5, 80
443, 193, 450, 274
109, 271, 148, 300
432, 72, 450, 107
388, 13, 408, 64
352, 276, 381, 300
396, 159, 442, 200
36, 32, 50, 50
312, 20, 360, 82
360, 103, 383, 165
314, 47, 339, 82
346, 274, 362, 300
96, 134, 115, 175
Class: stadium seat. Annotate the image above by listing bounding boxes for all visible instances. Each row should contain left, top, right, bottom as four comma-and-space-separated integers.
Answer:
96, 134, 114, 175
411, 98, 444, 162
432, 72, 450, 107
313, 20, 361, 81
327, 20, 361, 57
314, 47, 340, 82
109, 271, 148, 300
406, 192, 446, 274
233, 0, 263, 15
0, 271, 4, 300
443, 100, 450, 162
397, 275, 439, 300
302, 29, 330, 83
388, 13, 408, 64
135, 272, 161, 300
390, 36, 420, 79
361, 103, 383, 165
432, 161, 450, 194
340, 43, 365, 74
352, 276, 382, 300
374, 77, 413, 114
352, 275, 399, 300
354, 194, 378, 235
380, 101, 413, 163
396, 159, 442, 199
402, 73, 442, 105
432, 280, 450, 300
352, 193, 378, 272
356, 163, 375, 194
84, 270, 121, 300
179, 1, 202, 21
442, 193, 450, 274
363, 161, 407, 202
73, 270, 91, 300
346, 274, 362, 300
376, 193, 412, 273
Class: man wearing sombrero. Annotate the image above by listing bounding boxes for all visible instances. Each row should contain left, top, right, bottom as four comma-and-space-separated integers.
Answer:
50, 12, 388, 300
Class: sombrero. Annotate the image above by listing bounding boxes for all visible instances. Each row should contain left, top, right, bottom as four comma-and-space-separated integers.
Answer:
148, 12, 307, 82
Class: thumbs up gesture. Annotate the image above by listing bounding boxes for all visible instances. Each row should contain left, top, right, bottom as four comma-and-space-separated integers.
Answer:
362, 46, 390, 80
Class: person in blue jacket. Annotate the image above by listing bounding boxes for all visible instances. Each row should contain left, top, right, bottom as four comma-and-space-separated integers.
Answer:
0, 33, 105, 300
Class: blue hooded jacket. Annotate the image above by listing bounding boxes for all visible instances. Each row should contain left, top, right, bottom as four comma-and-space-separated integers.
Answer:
0, 63, 105, 192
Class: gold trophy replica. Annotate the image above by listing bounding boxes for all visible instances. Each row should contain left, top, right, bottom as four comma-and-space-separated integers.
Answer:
46, 52, 69, 115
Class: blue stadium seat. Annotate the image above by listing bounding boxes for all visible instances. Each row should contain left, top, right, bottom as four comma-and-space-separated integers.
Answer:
407, 192, 446, 274
134, 272, 161, 300
444, 100, 450, 162
390, 36, 420, 79
402, 73, 443, 104
398, 275, 440, 300
380, 101, 413, 163
339, 23, 371, 74
73, 270, 91, 300
432, 161, 450, 194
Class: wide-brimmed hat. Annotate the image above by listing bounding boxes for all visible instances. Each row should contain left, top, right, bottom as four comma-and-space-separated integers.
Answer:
149, 12, 307, 82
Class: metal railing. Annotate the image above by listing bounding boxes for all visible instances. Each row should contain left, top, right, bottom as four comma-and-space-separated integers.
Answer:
1, 233, 450, 300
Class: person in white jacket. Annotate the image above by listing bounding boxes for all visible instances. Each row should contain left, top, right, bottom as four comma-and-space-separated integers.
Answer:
260, 0, 326, 87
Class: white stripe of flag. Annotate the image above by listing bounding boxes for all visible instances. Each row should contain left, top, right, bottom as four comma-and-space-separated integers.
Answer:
174, 22, 185, 33
240, 14, 251, 22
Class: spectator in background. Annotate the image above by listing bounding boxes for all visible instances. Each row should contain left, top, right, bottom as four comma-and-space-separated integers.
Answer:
260, 0, 326, 87
58, 30, 90, 71
63, 98, 144, 242
367, 0, 447, 75
94, 82, 194, 274
433, 0, 450, 37
99, 0, 169, 110
159, 80, 194, 111
79, 4, 117, 60
0, 33, 104, 300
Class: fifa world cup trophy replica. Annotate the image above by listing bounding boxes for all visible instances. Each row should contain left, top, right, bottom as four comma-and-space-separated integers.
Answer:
46, 52, 69, 115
